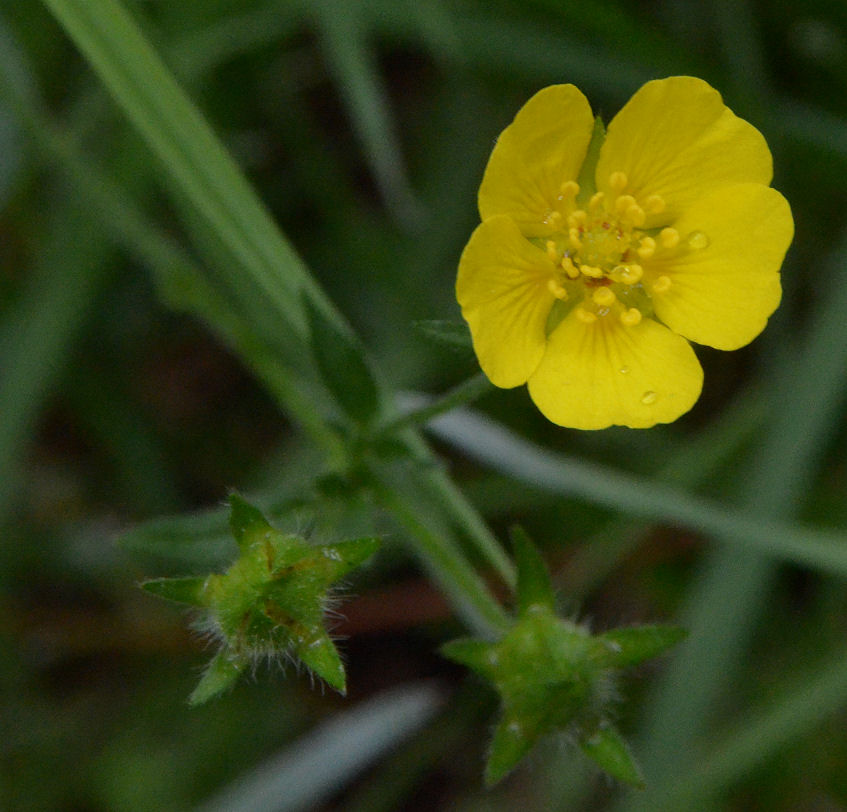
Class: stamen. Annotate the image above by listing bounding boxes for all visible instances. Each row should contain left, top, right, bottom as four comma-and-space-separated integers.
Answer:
653, 275, 672, 293
619, 264, 643, 285
561, 256, 580, 279
625, 204, 646, 227
544, 210, 563, 227
545, 240, 559, 262
620, 308, 642, 326
637, 237, 656, 259
589, 192, 605, 212
614, 195, 637, 216
576, 307, 597, 324
580, 264, 605, 279
568, 228, 582, 249
592, 287, 616, 307
660, 227, 680, 249
560, 180, 580, 197
568, 209, 587, 228
609, 171, 628, 192
547, 279, 568, 300
644, 194, 666, 214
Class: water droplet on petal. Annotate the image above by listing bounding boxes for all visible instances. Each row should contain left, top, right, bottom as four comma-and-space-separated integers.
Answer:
641, 391, 657, 405
619, 366, 630, 375
687, 230, 710, 250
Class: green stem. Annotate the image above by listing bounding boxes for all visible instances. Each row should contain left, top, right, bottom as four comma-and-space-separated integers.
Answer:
383, 373, 493, 434
372, 468, 511, 638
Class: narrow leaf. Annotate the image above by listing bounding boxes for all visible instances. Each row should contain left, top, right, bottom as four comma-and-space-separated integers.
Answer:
412, 319, 474, 354
304, 294, 380, 425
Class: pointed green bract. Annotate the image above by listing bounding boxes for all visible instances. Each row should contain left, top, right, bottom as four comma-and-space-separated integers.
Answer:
295, 632, 347, 694
189, 649, 245, 706
142, 494, 380, 702
574, 115, 606, 200
441, 638, 498, 678
580, 723, 645, 788
442, 532, 685, 787
228, 492, 272, 549
485, 713, 535, 786
595, 625, 688, 668
511, 526, 556, 615
141, 576, 209, 606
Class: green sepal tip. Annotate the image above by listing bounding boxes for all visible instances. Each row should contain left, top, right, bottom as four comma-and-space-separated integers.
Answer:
579, 722, 645, 789
141, 576, 209, 606
594, 625, 688, 669
228, 492, 272, 550
511, 526, 556, 615
189, 649, 246, 706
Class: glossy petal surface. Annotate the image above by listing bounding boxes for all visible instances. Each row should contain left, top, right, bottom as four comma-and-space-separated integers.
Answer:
527, 313, 703, 429
478, 85, 594, 236
649, 184, 792, 350
457, 215, 556, 387
596, 77, 772, 225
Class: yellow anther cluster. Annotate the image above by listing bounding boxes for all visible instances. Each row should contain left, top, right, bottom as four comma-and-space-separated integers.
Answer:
541, 172, 689, 328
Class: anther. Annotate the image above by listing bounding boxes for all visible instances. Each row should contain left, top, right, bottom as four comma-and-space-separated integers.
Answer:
592, 287, 616, 307
561, 256, 580, 279
619, 264, 643, 284
589, 192, 605, 212
568, 209, 587, 228
576, 307, 598, 324
644, 194, 666, 214
580, 265, 605, 279
568, 228, 582, 249
545, 240, 559, 261
545, 210, 563, 227
609, 171, 628, 191
637, 237, 656, 259
625, 204, 646, 227
614, 194, 637, 216
620, 308, 643, 326
560, 180, 580, 197
547, 279, 569, 300
653, 275, 672, 293
660, 227, 680, 249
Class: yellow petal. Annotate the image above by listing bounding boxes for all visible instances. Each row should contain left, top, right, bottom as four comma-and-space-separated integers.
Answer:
596, 77, 773, 225
457, 215, 556, 388
649, 183, 792, 350
527, 313, 703, 429
478, 85, 595, 237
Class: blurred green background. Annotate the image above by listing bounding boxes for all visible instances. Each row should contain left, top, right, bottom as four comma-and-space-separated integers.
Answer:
2, 0, 847, 809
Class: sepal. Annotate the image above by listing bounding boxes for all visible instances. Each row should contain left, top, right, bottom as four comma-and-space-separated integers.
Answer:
142, 494, 380, 703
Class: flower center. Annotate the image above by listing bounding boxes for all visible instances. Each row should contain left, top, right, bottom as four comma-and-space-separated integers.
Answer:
541, 172, 707, 330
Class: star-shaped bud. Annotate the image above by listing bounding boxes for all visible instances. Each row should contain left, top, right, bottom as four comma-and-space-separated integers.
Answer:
142, 494, 379, 705
442, 527, 685, 786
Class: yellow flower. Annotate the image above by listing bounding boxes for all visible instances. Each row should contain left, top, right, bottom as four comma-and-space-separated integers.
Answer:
457, 77, 793, 429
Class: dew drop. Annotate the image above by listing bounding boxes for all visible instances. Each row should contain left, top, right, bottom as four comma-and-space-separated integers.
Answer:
687, 230, 710, 250
619, 366, 630, 375
641, 390, 657, 405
